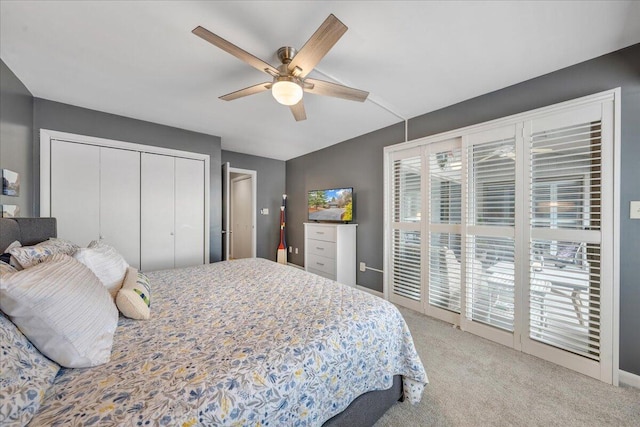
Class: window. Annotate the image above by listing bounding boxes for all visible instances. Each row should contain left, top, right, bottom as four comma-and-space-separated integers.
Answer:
385, 90, 617, 383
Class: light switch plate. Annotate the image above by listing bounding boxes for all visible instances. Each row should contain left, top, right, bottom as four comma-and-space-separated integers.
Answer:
631, 201, 640, 219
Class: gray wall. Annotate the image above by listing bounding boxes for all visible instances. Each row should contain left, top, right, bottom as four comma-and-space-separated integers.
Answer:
32, 99, 223, 262
0, 61, 34, 217
221, 150, 286, 261
286, 124, 405, 291
286, 43, 640, 375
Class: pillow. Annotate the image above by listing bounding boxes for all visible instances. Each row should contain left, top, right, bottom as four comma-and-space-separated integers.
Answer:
0, 261, 17, 275
2, 240, 23, 270
8, 238, 77, 269
43, 237, 79, 253
116, 267, 151, 320
0, 311, 60, 426
0, 254, 119, 368
74, 240, 128, 298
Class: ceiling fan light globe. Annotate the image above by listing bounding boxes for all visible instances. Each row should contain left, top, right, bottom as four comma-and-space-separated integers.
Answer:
272, 80, 303, 106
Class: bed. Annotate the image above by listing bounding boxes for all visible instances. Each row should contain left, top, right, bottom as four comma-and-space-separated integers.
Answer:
0, 218, 428, 426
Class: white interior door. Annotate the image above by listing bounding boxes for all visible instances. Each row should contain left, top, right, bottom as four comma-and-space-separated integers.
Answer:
100, 147, 140, 268
230, 176, 252, 259
174, 157, 205, 268
141, 153, 175, 271
50, 140, 100, 246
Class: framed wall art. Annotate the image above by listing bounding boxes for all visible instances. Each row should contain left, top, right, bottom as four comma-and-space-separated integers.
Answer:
2, 169, 20, 196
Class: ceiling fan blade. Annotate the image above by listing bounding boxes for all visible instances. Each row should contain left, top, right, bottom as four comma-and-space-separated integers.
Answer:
219, 82, 272, 101
290, 100, 307, 121
192, 26, 279, 76
287, 14, 347, 78
304, 78, 368, 102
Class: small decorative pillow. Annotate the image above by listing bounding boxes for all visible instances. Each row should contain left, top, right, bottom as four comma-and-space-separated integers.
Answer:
0, 311, 60, 426
74, 240, 129, 298
0, 254, 119, 368
116, 267, 151, 320
8, 238, 77, 269
43, 237, 79, 254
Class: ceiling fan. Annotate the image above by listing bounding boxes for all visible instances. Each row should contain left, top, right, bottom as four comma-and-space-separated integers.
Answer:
192, 14, 369, 121
477, 145, 553, 163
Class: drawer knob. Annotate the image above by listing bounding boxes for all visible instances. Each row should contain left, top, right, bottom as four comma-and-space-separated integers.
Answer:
316, 231, 324, 234
316, 247, 324, 250
316, 262, 324, 266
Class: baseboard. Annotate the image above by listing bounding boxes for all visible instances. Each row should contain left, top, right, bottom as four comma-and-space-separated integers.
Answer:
619, 370, 640, 389
356, 285, 384, 298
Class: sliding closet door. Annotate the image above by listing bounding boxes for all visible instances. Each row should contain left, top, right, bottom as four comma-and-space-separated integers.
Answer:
100, 147, 140, 268
50, 140, 100, 246
141, 153, 175, 271
174, 157, 205, 268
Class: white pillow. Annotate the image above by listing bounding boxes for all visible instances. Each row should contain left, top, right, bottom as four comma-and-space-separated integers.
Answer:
74, 240, 128, 298
0, 254, 119, 368
116, 267, 151, 320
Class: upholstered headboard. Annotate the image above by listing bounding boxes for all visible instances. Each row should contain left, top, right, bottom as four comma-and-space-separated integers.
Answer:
0, 218, 57, 252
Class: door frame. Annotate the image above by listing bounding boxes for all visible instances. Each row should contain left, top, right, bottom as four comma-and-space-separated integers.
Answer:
222, 164, 257, 260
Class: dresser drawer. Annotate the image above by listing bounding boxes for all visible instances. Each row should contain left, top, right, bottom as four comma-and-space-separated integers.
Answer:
305, 224, 337, 242
307, 253, 336, 275
307, 239, 336, 258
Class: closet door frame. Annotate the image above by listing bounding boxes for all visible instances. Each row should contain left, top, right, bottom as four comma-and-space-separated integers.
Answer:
40, 129, 210, 264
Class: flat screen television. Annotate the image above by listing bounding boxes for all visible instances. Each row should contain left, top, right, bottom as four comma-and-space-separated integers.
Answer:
308, 187, 353, 222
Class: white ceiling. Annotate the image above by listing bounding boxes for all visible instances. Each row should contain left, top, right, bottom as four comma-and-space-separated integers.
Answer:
2, 1, 639, 161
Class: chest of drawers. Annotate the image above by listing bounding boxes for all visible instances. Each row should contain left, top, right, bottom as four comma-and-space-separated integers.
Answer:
304, 223, 357, 286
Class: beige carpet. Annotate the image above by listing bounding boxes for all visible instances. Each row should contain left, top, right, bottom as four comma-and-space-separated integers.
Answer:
375, 307, 640, 426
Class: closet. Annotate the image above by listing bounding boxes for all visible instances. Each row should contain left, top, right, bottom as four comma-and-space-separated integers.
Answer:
41, 130, 210, 271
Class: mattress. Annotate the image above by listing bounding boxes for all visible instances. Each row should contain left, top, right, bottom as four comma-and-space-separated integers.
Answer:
29, 258, 427, 426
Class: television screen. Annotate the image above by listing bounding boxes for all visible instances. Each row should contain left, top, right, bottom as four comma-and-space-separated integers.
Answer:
308, 187, 353, 222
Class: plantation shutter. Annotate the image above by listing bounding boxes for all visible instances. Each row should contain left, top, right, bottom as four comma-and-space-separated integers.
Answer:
526, 103, 608, 363
389, 148, 423, 311
466, 126, 518, 331
426, 140, 462, 314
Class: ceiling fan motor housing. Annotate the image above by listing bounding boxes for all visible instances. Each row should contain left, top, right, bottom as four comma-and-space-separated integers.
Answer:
277, 46, 297, 64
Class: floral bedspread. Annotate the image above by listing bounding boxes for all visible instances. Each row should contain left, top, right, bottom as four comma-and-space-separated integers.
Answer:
29, 258, 427, 426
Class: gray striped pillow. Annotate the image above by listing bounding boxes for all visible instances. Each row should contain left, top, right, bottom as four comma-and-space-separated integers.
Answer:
0, 254, 119, 368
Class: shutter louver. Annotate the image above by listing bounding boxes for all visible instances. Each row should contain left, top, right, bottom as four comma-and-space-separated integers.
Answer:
468, 236, 516, 330
392, 229, 421, 300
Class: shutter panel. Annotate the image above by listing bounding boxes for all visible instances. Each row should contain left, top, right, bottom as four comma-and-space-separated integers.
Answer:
466, 126, 517, 331
389, 151, 423, 309
427, 143, 462, 313
528, 108, 603, 360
